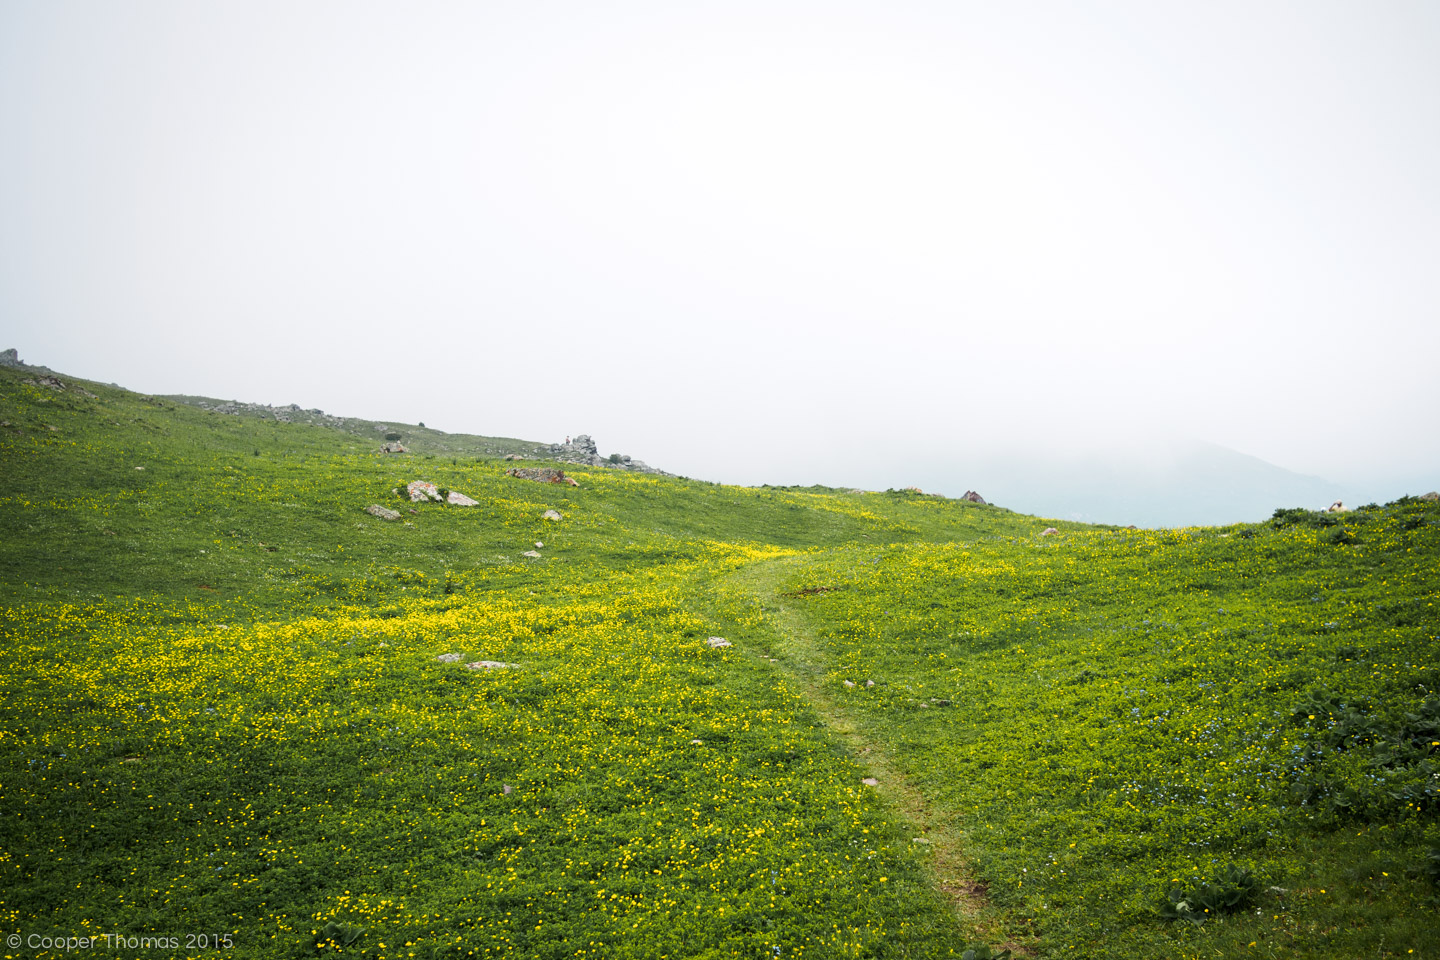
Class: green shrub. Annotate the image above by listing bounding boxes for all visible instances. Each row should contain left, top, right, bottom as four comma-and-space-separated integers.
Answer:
1158, 865, 1260, 924
307, 921, 365, 954
960, 946, 1011, 960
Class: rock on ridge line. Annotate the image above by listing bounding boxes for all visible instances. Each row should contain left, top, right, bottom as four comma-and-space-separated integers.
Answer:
546, 433, 670, 475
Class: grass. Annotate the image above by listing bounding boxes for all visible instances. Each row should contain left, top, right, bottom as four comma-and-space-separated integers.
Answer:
0, 363, 1436, 958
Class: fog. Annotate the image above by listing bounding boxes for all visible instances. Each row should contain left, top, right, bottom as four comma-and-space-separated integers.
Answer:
3, 2, 1437, 520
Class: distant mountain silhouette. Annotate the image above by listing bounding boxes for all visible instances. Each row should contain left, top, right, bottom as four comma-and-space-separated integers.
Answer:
915, 441, 1352, 528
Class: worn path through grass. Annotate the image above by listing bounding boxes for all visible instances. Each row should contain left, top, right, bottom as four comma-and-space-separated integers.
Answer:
712, 555, 1033, 956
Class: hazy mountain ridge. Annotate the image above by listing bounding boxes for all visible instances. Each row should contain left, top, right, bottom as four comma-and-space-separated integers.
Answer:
920, 442, 1355, 528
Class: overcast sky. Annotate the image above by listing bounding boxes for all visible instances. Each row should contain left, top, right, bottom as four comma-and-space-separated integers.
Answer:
3, 1, 1438, 500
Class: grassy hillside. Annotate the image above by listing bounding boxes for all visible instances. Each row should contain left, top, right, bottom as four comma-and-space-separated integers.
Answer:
1, 364, 1436, 960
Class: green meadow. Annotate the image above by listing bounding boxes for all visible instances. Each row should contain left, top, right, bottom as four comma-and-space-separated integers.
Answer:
1, 364, 1436, 959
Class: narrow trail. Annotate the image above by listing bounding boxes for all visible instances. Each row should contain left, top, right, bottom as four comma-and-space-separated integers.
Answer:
716, 555, 1030, 955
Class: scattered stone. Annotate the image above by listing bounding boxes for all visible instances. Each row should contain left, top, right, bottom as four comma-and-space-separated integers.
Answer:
380, 442, 408, 454
935, 699, 952, 706
1040, 527, 1059, 536
912, 837, 931, 845
436, 653, 463, 663
919, 702, 930, 708
365, 504, 401, 520
865, 680, 875, 688
962, 490, 987, 504
135, 466, 145, 471
504, 454, 528, 461
706, 636, 732, 649
502, 784, 513, 795
690, 739, 704, 745
466, 660, 520, 670
862, 778, 879, 787
447, 491, 478, 506
534, 541, 544, 548
521, 550, 542, 558
542, 509, 563, 521
843, 680, 856, 689
406, 480, 442, 502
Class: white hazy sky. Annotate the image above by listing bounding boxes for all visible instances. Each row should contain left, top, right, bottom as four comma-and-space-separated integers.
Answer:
3, 1, 1438, 496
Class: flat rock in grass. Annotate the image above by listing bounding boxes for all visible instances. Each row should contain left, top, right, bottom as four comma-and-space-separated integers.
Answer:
366, 504, 401, 520
406, 480, 442, 502
1040, 527, 1059, 536
447, 491, 479, 506
507, 467, 579, 487
466, 660, 519, 670
521, 550, 542, 558
705, 636, 732, 649
862, 778, 879, 787
436, 653, 463, 663
542, 509, 563, 521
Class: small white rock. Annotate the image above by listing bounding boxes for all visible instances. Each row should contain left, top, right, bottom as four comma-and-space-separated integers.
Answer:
436, 653, 462, 663
521, 550, 541, 558
843, 680, 856, 689
705, 636, 732, 648
862, 778, 879, 786
534, 541, 544, 548
865, 680, 875, 688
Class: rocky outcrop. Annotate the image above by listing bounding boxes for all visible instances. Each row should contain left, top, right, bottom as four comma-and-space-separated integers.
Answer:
0, 348, 21, 367
962, 491, 987, 504
177, 396, 355, 428
545, 434, 669, 475
1422, 492, 1439, 502
381, 442, 408, 454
